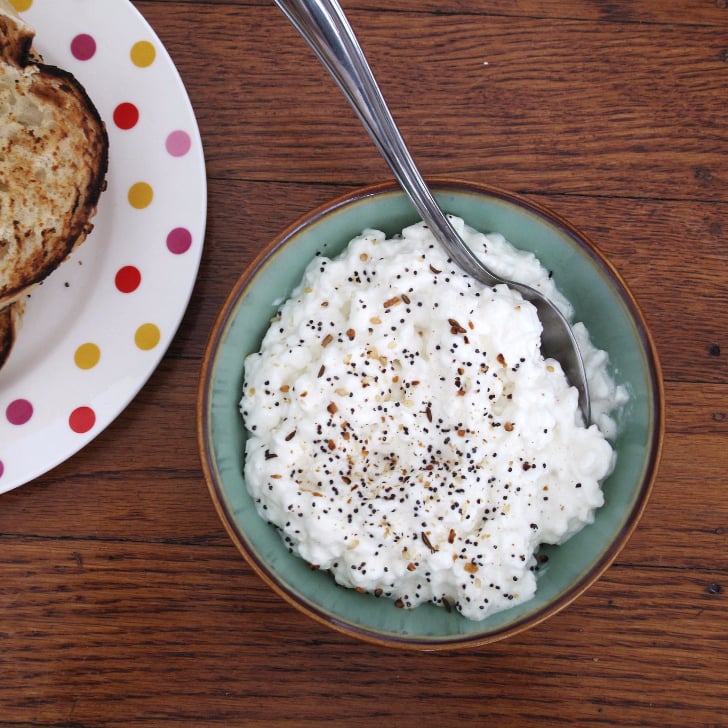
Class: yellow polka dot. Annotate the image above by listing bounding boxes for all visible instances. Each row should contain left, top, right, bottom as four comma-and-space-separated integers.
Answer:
9, 0, 32, 11
128, 182, 153, 209
74, 342, 101, 370
135, 323, 161, 351
130, 40, 156, 68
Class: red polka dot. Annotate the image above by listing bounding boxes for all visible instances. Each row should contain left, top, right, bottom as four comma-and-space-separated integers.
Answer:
71, 33, 97, 61
167, 227, 192, 255
6, 399, 33, 425
69, 406, 96, 434
115, 266, 141, 293
113, 102, 139, 130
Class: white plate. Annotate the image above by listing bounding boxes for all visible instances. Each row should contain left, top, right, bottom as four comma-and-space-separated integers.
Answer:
0, 0, 206, 493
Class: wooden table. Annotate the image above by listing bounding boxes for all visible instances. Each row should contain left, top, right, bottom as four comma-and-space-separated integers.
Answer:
2, 1, 726, 724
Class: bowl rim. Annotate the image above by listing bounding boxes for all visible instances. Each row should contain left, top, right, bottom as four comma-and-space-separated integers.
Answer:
197, 177, 665, 650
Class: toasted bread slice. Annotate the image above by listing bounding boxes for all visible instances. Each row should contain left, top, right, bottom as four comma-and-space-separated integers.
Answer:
0, 0, 34, 66
0, 3, 109, 309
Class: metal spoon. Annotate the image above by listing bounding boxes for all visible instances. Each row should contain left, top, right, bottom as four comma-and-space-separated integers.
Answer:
273, 0, 590, 423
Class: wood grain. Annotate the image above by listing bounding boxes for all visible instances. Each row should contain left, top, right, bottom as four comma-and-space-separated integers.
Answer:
140, 3, 728, 200
1, 1, 726, 726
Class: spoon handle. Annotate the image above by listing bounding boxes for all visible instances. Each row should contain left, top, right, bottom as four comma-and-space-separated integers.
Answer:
273, 0, 501, 286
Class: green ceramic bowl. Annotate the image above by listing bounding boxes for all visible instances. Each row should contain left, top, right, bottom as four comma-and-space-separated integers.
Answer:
198, 179, 663, 650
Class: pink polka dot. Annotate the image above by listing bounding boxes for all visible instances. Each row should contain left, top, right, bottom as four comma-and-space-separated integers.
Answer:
69, 407, 96, 434
113, 102, 139, 130
0, 461, 4, 479
115, 265, 141, 293
71, 34, 97, 61
167, 227, 192, 255
165, 130, 191, 157
6, 399, 33, 426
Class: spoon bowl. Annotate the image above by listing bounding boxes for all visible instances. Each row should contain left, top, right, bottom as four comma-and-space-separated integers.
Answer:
273, 0, 590, 422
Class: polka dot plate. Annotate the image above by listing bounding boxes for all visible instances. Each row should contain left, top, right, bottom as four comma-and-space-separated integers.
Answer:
0, 0, 206, 493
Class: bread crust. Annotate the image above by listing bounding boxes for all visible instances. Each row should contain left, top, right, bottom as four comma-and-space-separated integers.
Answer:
0, 301, 17, 369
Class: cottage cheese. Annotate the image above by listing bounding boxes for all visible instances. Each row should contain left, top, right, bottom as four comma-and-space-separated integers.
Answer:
241, 216, 627, 621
